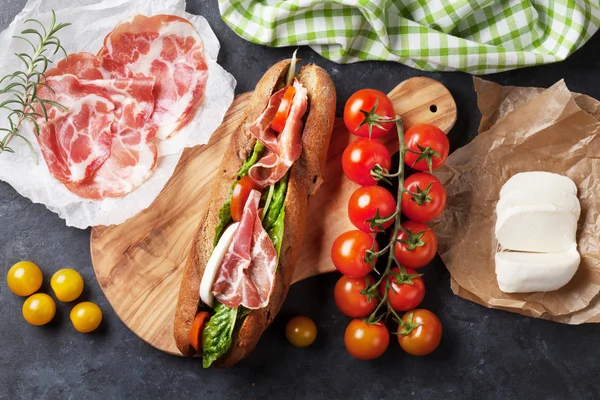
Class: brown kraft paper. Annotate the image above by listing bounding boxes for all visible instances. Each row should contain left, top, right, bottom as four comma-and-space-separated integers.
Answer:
431, 78, 600, 324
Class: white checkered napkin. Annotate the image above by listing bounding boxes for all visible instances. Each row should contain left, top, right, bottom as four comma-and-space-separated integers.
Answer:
218, 0, 600, 74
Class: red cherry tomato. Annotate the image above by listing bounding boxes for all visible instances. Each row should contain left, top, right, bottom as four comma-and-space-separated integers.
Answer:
344, 319, 390, 360
401, 173, 446, 223
334, 275, 379, 318
342, 138, 391, 186
380, 267, 425, 312
404, 124, 449, 172
331, 230, 378, 278
230, 176, 262, 222
394, 220, 438, 269
397, 309, 442, 356
348, 186, 396, 233
271, 85, 296, 133
344, 89, 395, 138
189, 311, 210, 352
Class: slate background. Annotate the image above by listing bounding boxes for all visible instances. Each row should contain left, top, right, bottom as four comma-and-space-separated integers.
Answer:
1, 1, 600, 399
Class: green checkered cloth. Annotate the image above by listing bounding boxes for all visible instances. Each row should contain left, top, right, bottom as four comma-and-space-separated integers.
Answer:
218, 0, 600, 74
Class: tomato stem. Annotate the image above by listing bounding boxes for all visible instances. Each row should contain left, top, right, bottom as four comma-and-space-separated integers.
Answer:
366, 118, 410, 324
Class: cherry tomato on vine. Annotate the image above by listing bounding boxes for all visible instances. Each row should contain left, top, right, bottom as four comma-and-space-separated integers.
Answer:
342, 138, 391, 186
344, 319, 390, 360
331, 230, 378, 278
380, 267, 425, 312
348, 186, 396, 233
394, 220, 438, 269
230, 176, 262, 222
397, 309, 442, 356
401, 173, 446, 223
286, 316, 317, 347
344, 89, 395, 138
334, 275, 379, 318
404, 124, 449, 172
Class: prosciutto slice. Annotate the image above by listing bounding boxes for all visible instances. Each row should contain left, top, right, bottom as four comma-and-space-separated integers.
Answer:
98, 14, 209, 139
247, 80, 307, 187
35, 75, 114, 184
212, 190, 278, 309
62, 78, 158, 199
36, 56, 158, 198
46, 52, 110, 80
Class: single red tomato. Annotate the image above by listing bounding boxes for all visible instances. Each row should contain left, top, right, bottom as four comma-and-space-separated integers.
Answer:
404, 124, 449, 172
380, 267, 425, 312
331, 230, 378, 278
344, 319, 390, 360
230, 175, 262, 222
397, 309, 442, 356
344, 89, 395, 138
401, 173, 446, 223
348, 186, 396, 233
271, 85, 296, 133
188, 311, 210, 352
334, 275, 379, 318
394, 220, 438, 269
342, 138, 391, 186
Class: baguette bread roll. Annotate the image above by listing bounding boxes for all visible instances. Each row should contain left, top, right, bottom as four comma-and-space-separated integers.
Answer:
173, 59, 336, 366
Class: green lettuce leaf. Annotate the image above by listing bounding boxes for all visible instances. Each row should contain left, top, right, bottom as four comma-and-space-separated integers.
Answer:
263, 173, 288, 231
268, 208, 286, 259
213, 194, 233, 247
202, 302, 238, 368
238, 141, 265, 178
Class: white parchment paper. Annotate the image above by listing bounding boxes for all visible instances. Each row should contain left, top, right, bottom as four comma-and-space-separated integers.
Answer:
0, 0, 236, 228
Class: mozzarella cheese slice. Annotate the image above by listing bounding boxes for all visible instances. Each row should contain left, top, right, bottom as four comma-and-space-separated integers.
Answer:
499, 172, 577, 198
495, 246, 580, 293
496, 190, 580, 217
495, 204, 578, 253
200, 222, 239, 308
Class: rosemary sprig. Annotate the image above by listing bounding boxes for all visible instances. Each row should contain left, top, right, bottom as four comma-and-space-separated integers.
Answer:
0, 10, 70, 162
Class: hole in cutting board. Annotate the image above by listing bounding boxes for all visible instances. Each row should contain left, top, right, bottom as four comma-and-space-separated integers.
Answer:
430, 104, 437, 113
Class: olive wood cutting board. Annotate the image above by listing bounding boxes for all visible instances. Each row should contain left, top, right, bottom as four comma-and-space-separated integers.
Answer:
90, 77, 457, 355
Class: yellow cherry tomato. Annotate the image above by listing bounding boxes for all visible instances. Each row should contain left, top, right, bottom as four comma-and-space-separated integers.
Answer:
50, 268, 84, 302
70, 302, 102, 333
22, 293, 56, 326
7, 261, 43, 297
285, 316, 317, 348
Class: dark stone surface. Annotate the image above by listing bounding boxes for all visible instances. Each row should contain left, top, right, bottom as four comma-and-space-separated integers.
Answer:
1, 1, 600, 399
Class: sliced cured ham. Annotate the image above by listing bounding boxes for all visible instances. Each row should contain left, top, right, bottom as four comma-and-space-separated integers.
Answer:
248, 80, 307, 187
212, 190, 277, 309
246, 87, 286, 152
45, 52, 109, 80
36, 70, 157, 198
35, 74, 117, 184
98, 14, 209, 139
64, 125, 157, 199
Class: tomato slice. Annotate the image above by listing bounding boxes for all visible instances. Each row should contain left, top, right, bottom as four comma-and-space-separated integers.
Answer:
189, 311, 211, 352
271, 86, 296, 133
231, 176, 262, 222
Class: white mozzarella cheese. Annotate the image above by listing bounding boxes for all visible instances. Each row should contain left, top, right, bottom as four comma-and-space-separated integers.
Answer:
495, 204, 578, 253
496, 190, 580, 217
199, 222, 239, 308
495, 246, 580, 293
499, 172, 577, 198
